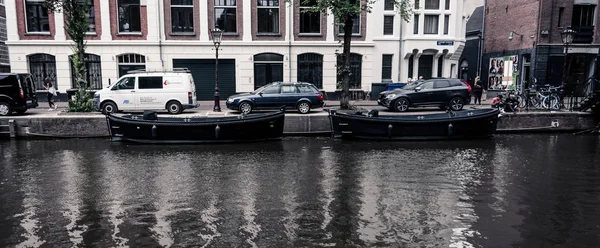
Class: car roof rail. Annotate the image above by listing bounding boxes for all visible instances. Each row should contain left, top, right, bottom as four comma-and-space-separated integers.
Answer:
127, 68, 191, 74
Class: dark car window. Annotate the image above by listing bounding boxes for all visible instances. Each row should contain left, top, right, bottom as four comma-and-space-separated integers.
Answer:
419, 82, 434, 90
450, 81, 464, 87
138, 76, 163, 89
434, 80, 450, 89
281, 85, 297, 94
261, 84, 280, 94
298, 84, 318, 93
114, 77, 135, 90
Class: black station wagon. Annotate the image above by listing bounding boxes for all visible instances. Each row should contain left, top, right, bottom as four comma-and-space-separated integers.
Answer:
226, 82, 324, 114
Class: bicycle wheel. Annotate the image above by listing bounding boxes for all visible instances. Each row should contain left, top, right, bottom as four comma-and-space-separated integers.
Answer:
550, 95, 560, 110
517, 95, 525, 108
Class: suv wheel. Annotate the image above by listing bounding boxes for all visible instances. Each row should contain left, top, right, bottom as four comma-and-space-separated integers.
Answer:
167, 101, 183, 114
239, 101, 253, 114
101, 102, 117, 114
0, 102, 11, 116
449, 97, 464, 111
297, 101, 311, 114
394, 98, 410, 112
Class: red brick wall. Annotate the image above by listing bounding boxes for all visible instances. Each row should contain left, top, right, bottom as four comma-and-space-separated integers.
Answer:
293, 0, 327, 41
484, 0, 538, 53
16, 0, 56, 40
109, 0, 148, 40
164, 0, 200, 40
64, 0, 103, 40
251, 0, 286, 41
208, 0, 244, 41
538, 0, 574, 44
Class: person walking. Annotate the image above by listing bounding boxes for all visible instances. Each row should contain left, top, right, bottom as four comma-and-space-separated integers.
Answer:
43, 78, 57, 111
473, 76, 483, 105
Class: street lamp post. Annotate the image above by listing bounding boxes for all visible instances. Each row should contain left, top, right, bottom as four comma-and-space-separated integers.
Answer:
211, 27, 224, 112
561, 28, 576, 110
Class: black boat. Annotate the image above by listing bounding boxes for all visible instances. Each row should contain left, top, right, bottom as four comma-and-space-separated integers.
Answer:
106, 110, 285, 144
329, 108, 500, 140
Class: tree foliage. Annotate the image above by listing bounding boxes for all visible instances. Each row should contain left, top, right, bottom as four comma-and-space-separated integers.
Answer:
288, 0, 412, 109
44, 0, 94, 112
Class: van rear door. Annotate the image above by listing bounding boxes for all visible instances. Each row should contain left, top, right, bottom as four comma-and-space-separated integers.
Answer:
19, 74, 38, 101
188, 74, 197, 105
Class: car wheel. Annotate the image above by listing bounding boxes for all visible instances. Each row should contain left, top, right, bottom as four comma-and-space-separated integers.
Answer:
0, 102, 12, 116
101, 102, 117, 114
394, 98, 410, 112
239, 101, 253, 114
297, 101, 311, 114
167, 101, 182, 114
449, 97, 465, 111
15, 109, 27, 114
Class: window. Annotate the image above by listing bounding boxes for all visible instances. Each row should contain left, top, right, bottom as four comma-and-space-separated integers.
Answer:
28, 54, 56, 91
434, 80, 449, 88
77, 0, 95, 33
257, 0, 280, 33
254, 53, 284, 89
70, 53, 102, 89
444, 15, 449, 35
215, 0, 237, 33
138, 77, 163, 89
118, 0, 141, 33
298, 84, 319, 93
260, 84, 280, 94
415, 0, 420, 9
117, 54, 146, 77
408, 54, 414, 78
339, 15, 360, 35
298, 53, 323, 89
281, 85, 297, 93
424, 15, 439, 34
383, 16, 394, 35
413, 14, 419, 34
418, 55, 433, 79
115, 77, 135, 90
558, 7, 564, 27
336, 53, 363, 89
420, 81, 434, 89
382, 55, 393, 81
25, 0, 50, 33
437, 56, 444, 77
300, 0, 320, 34
384, 0, 394, 10
445, 0, 449, 10
0, 0, 4, 5
572, 5, 595, 26
171, 0, 193, 33
425, 0, 439, 9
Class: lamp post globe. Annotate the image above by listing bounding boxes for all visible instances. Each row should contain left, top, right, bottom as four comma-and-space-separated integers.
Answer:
561, 28, 575, 45
211, 27, 224, 112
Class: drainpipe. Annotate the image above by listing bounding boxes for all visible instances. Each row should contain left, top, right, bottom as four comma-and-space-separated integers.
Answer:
288, 2, 292, 82
398, 13, 403, 83
478, 0, 486, 77
157, 0, 165, 69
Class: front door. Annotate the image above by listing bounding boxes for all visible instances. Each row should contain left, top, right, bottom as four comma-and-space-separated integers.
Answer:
433, 80, 451, 104
413, 81, 435, 105
110, 76, 137, 110
254, 84, 280, 109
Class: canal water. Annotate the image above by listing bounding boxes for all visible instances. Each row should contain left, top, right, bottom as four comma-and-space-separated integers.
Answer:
1, 135, 599, 248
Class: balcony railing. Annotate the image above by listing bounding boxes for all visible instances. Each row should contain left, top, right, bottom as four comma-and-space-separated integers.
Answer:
572, 26, 594, 44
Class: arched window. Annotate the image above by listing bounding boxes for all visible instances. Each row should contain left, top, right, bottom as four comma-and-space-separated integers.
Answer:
297, 53, 323, 89
254, 53, 283, 89
28, 54, 56, 91
336, 53, 362, 89
70, 53, 102, 89
117, 54, 146, 77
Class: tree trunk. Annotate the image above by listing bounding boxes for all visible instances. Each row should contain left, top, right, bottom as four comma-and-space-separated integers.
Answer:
340, 14, 354, 109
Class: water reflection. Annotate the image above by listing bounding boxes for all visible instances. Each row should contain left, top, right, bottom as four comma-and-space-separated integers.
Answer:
1, 135, 600, 247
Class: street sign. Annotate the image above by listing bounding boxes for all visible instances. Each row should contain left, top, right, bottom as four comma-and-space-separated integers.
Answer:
437, 41, 454, 46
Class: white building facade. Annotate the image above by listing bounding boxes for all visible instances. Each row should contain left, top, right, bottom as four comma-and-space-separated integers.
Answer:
6, 0, 467, 100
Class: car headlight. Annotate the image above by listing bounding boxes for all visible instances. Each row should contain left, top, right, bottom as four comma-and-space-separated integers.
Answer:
227, 98, 234, 103
385, 94, 396, 99
93, 93, 100, 98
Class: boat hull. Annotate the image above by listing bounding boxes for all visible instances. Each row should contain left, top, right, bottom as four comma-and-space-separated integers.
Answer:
329, 109, 500, 140
106, 111, 285, 144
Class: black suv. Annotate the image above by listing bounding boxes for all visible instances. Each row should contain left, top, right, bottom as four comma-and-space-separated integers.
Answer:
378, 78, 470, 112
0, 73, 39, 116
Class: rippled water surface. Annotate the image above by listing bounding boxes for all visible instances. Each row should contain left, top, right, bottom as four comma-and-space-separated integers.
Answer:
1, 135, 600, 247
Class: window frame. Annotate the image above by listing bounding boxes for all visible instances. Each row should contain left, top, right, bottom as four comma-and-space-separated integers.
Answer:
257, 0, 280, 34
117, 0, 142, 34
443, 15, 449, 35
381, 54, 393, 81
24, 0, 50, 33
383, 15, 394, 35
171, 0, 194, 34
215, 0, 238, 34
425, 0, 440, 9
444, 0, 450, 10
299, 0, 321, 35
77, 0, 96, 34
413, 14, 419, 34
384, 0, 394, 11
338, 15, 361, 35
117, 54, 146, 77
424, 15, 439, 34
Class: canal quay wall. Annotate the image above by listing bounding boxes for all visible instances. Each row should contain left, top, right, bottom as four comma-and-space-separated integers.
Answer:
1, 110, 598, 139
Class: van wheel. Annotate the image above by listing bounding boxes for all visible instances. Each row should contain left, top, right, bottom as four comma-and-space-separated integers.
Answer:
0, 102, 11, 116
167, 101, 182, 114
101, 102, 117, 114
297, 101, 311, 114
239, 102, 253, 114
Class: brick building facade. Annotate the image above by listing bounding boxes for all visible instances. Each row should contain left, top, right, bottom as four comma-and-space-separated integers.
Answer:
483, 0, 600, 95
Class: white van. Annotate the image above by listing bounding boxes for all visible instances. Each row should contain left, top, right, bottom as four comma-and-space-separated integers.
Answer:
93, 68, 198, 114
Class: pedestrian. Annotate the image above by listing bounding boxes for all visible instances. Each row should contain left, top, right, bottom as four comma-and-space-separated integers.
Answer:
43, 78, 57, 111
491, 94, 505, 113
473, 76, 483, 105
